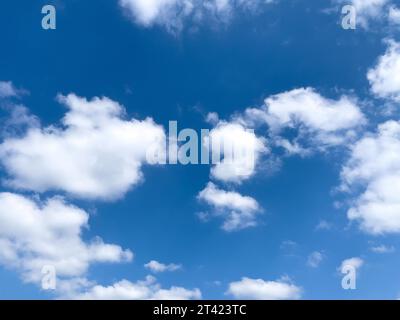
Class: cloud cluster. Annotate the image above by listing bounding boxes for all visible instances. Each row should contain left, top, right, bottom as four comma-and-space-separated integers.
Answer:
241, 88, 365, 154
226, 277, 302, 300
119, 0, 271, 32
70, 276, 201, 300
0, 192, 133, 284
198, 182, 261, 231
0, 94, 165, 200
341, 120, 400, 234
0, 88, 202, 299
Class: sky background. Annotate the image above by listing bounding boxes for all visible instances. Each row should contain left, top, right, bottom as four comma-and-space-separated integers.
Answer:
0, 0, 400, 299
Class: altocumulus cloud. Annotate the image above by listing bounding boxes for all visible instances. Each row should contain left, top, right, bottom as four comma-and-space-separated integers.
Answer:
226, 277, 302, 300
0, 93, 166, 200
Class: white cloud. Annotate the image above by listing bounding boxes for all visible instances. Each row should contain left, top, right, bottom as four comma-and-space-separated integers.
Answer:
370, 244, 395, 253
241, 88, 365, 154
145, 260, 182, 273
315, 220, 332, 231
226, 277, 302, 300
0, 81, 23, 98
307, 251, 324, 268
197, 182, 261, 231
73, 275, 201, 300
205, 121, 267, 183
0, 94, 166, 200
389, 6, 400, 24
339, 257, 364, 271
205, 112, 220, 125
0, 192, 133, 285
335, 0, 390, 29
119, 0, 271, 32
341, 120, 400, 234
368, 40, 400, 102
1, 105, 40, 138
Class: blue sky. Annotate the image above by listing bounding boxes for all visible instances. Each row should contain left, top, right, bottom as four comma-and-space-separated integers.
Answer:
0, 0, 400, 299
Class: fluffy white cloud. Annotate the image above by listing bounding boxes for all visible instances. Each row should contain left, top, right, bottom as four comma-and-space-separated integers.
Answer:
145, 260, 182, 273
339, 257, 364, 271
341, 120, 400, 234
205, 121, 267, 183
368, 40, 400, 102
226, 277, 302, 300
336, 0, 390, 28
0, 94, 165, 200
74, 275, 201, 300
119, 0, 271, 32
307, 251, 324, 268
389, 6, 400, 24
241, 88, 365, 154
0, 192, 133, 285
197, 182, 261, 231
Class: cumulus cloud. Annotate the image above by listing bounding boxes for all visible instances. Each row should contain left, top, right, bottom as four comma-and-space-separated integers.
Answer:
198, 182, 261, 231
0, 192, 133, 285
119, 0, 271, 32
73, 275, 201, 300
339, 257, 364, 272
341, 120, 400, 234
307, 251, 324, 268
389, 6, 400, 24
0, 94, 166, 200
368, 40, 400, 102
145, 260, 182, 273
205, 121, 267, 183
226, 277, 302, 300
240, 88, 365, 154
